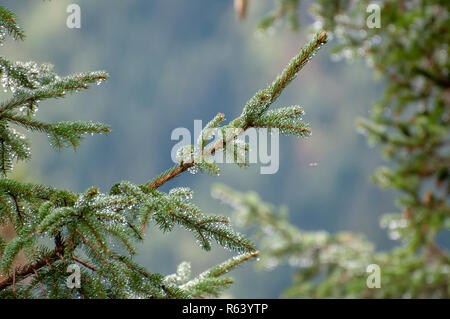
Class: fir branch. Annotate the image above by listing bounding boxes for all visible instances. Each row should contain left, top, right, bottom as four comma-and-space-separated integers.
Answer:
0, 57, 34, 89
0, 6, 328, 297
0, 72, 108, 114
0, 6, 25, 43
207, 250, 260, 278
167, 208, 254, 252
236, 30, 327, 128
0, 114, 110, 149
147, 31, 327, 190
179, 251, 259, 298
72, 256, 97, 272
0, 250, 57, 291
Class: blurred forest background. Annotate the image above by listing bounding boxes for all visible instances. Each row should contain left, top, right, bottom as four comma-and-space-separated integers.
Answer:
1, 0, 422, 297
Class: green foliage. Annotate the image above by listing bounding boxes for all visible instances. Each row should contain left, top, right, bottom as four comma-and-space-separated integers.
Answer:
253, 106, 310, 136
0, 6, 326, 298
324, 0, 449, 260
0, 6, 25, 43
0, 60, 110, 174
224, 0, 449, 298
213, 184, 449, 298
166, 251, 260, 298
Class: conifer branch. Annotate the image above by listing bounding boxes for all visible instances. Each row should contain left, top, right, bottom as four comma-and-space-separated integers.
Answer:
148, 31, 327, 190
0, 250, 57, 290
0, 6, 327, 298
0, 7, 25, 43
178, 251, 260, 298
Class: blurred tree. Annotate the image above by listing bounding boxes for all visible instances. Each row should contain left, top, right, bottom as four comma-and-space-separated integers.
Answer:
227, 0, 449, 297
213, 184, 448, 297
0, 5, 328, 298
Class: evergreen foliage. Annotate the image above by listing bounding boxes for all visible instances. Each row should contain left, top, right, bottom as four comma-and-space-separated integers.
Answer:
227, 0, 449, 298
213, 184, 449, 297
0, 6, 327, 298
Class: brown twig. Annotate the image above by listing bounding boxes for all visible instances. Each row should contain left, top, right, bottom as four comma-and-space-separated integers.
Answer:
0, 251, 57, 290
